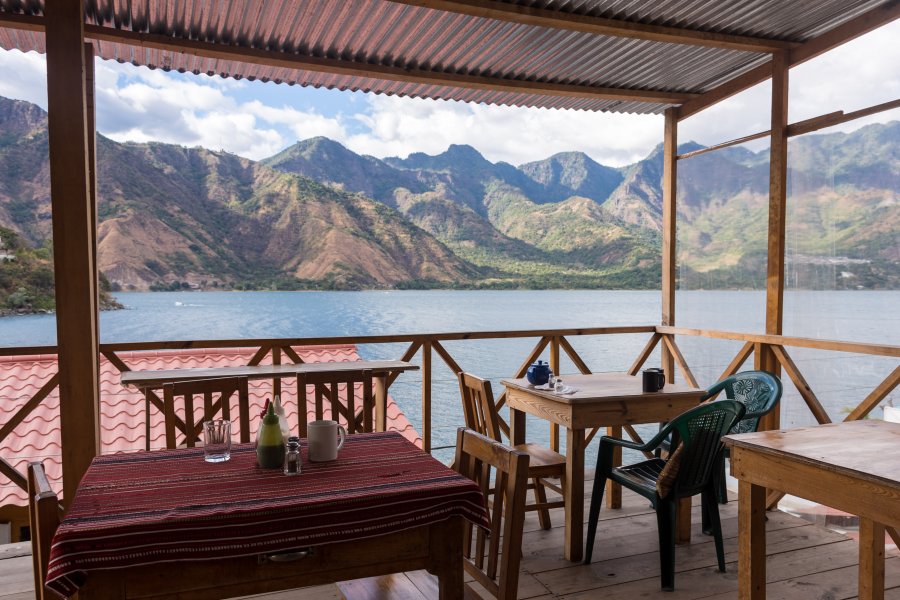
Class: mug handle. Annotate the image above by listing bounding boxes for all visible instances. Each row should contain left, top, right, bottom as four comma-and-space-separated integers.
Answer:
336, 425, 346, 450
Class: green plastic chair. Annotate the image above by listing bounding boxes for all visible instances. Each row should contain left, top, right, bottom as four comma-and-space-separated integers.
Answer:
584, 400, 746, 592
704, 370, 782, 505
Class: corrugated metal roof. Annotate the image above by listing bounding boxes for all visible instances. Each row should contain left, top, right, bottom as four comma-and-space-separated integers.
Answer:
0, 0, 890, 113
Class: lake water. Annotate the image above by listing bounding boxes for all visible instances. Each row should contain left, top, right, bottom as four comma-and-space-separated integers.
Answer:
1, 290, 897, 463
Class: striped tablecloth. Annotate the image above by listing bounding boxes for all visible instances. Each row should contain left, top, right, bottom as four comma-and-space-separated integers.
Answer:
46, 431, 489, 597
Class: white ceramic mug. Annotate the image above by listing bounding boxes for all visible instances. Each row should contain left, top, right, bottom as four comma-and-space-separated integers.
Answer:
307, 420, 346, 462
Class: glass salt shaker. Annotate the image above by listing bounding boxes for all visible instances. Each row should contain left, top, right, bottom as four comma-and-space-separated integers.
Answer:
284, 436, 301, 475
554, 378, 565, 393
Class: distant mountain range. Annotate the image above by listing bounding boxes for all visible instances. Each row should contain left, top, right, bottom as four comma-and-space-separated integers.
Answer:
0, 95, 897, 301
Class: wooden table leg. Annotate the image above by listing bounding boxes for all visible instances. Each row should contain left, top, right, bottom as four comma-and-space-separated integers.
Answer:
738, 480, 767, 600
564, 427, 585, 562
431, 517, 464, 600
374, 375, 387, 433
859, 517, 885, 600
606, 425, 622, 509
510, 407, 526, 446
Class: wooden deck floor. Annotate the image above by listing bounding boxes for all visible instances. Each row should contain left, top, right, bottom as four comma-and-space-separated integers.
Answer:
2, 482, 897, 600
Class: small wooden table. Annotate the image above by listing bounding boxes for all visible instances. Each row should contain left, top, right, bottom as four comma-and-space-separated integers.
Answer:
725, 420, 900, 600
121, 359, 419, 389
122, 360, 419, 444
502, 372, 705, 561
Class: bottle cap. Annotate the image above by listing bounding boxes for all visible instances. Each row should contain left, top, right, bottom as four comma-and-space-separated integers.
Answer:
262, 402, 279, 425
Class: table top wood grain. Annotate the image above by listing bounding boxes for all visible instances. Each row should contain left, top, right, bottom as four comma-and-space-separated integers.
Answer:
724, 419, 900, 492
501, 372, 703, 405
121, 360, 419, 389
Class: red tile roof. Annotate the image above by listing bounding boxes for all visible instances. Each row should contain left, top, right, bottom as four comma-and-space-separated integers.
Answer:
0, 345, 421, 507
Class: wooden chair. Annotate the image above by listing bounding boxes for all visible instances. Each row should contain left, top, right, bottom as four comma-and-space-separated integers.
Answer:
162, 376, 250, 448
297, 369, 388, 437
27, 462, 60, 600
455, 427, 530, 599
339, 428, 529, 600
458, 372, 565, 529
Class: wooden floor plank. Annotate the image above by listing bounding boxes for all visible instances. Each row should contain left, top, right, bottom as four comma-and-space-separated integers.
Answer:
1, 482, 894, 600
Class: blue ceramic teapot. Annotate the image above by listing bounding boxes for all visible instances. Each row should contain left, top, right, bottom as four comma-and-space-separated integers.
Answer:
526, 360, 551, 386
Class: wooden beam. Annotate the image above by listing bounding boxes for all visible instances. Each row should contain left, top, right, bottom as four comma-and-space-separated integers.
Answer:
421, 340, 432, 453
80, 24, 695, 105
758, 51, 789, 433
0, 12, 694, 104
676, 62, 772, 121
844, 366, 900, 422
386, 0, 796, 52
85, 41, 100, 394
770, 345, 831, 425
765, 52, 788, 339
676, 129, 771, 160
790, 0, 900, 66
655, 325, 900, 358
678, 1, 900, 120
45, 0, 101, 507
661, 108, 678, 382
786, 98, 900, 137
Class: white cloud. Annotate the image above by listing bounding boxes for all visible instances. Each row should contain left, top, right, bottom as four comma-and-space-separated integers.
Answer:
0, 50, 48, 109
680, 20, 900, 148
346, 96, 662, 166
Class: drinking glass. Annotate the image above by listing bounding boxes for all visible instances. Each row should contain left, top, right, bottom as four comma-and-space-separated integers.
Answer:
203, 419, 232, 463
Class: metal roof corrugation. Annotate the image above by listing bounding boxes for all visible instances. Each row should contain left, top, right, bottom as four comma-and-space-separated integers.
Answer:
523, 0, 884, 40
0, 0, 889, 113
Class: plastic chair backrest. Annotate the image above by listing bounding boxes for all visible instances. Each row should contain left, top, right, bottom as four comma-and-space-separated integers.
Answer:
669, 400, 746, 498
703, 370, 782, 435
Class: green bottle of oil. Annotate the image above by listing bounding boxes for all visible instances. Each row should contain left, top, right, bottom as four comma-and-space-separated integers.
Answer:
257, 403, 286, 469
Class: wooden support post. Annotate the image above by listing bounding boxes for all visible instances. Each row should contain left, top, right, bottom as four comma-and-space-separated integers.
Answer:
661, 108, 678, 382
760, 51, 789, 433
549, 336, 560, 452
45, 0, 100, 506
422, 340, 432, 453
84, 42, 99, 360
272, 347, 282, 398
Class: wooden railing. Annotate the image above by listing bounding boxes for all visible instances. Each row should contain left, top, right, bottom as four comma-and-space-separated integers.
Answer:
1, 325, 898, 527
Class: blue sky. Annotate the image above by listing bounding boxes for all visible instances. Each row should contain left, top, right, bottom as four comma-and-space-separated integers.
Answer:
0, 20, 897, 166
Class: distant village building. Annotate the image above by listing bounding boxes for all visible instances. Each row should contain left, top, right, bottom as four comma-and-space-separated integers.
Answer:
0, 234, 16, 262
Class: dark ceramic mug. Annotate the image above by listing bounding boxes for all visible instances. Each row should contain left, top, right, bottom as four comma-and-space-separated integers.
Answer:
642, 368, 665, 392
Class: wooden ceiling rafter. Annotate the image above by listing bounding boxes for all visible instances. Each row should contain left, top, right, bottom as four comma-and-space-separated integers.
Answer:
677, 0, 900, 120
385, 0, 798, 52
0, 0, 896, 113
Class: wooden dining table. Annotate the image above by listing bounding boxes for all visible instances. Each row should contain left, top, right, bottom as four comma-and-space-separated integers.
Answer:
725, 420, 900, 600
45, 432, 488, 600
121, 359, 419, 446
502, 372, 706, 561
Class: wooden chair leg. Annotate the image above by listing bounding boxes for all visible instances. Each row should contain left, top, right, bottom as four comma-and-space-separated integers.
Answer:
657, 499, 677, 591
533, 477, 552, 530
